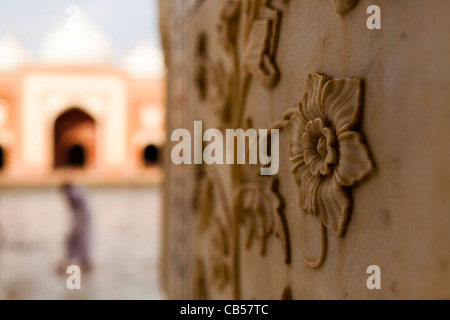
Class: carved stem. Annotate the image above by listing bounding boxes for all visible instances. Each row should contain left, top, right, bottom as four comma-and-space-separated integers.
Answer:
209, 166, 232, 227
233, 73, 251, 128
304, 220, 327, 269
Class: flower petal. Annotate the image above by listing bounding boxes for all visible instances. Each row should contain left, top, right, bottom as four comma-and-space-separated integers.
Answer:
289, 152, 305, 172
301, 170, 321, 214
316, 176, 350, 236
303, 149, 320, 166
321, 77, 362, 135
309, 157, 321, 176
287, 112, 306, 159
298, 74, 329, 123
301, 132, 317, 149
313, 118, 325, 132
319, 160, 332, 176
335, 131, 373, 187
305, 121, 321, 138
323, 127, 335, 145
291, 162, 321, 214
326, 146, 338, 164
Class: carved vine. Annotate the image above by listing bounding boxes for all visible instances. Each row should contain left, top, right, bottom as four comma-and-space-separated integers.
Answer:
192, 165, 234, 293
195, 0, 289, 299
284, 73, 373, 268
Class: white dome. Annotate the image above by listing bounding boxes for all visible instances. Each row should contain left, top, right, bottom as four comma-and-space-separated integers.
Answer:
0, 33, 31, 73
40, 14, 112, 66
124, 41, 164, 79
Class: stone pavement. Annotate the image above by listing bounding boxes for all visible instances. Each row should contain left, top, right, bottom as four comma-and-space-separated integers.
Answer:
0, 186, 164, 300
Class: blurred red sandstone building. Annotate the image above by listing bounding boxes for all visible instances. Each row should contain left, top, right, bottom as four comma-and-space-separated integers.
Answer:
0, 15, 165, 185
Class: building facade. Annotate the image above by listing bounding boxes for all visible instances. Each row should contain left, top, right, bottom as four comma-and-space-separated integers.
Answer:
0, 16, 165, 185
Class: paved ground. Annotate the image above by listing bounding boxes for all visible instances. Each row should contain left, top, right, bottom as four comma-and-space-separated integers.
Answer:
0, 186, 164, 300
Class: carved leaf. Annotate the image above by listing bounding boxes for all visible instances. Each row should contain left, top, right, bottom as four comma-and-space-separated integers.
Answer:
236, 177, 291, 264
244, 20, 271, 78
243, 3, 282, 88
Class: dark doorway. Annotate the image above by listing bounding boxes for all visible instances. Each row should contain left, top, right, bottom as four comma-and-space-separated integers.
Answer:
143, 145, 159, 166
0, 146, 4, 170
54, 108, 95, 169
68, 144, 86, 167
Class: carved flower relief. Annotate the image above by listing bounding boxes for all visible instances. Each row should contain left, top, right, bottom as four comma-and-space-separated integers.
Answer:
288, 73, 373, 237
243, 2, 283, 88
334, 0, 359, 15
235, 177, 290, 264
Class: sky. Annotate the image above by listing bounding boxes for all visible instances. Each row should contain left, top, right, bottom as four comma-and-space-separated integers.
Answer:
0, 0, 161, 64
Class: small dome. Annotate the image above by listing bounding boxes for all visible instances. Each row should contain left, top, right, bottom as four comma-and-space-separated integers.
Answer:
40, 14, 112, 66
124, 41, 164, 79
0, 33, 31, 73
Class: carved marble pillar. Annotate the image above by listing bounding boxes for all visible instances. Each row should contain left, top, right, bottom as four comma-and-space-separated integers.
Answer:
160, 0, 450, 299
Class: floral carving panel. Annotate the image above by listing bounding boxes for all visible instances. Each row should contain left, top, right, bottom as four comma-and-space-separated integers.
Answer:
287, 73, 373, 266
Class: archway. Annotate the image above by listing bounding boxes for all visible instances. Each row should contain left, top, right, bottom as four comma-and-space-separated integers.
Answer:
54, 108, 96, 169
143, 145, 159, 167
0, 146, 4, 171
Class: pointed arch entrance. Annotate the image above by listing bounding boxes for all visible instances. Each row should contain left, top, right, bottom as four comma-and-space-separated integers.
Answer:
54, 108, 96, 169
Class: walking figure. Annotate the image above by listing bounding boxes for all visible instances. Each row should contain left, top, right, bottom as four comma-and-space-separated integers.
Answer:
60, 183, 92, 272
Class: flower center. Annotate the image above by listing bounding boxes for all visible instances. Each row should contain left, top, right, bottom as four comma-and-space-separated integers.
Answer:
302, 118, 338, 176
317, 136, 328, 159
